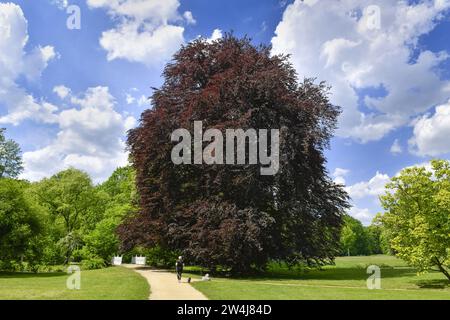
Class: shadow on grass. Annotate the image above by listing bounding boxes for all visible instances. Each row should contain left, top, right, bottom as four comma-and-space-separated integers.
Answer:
415, 279, 449, 289
129, 266, 168, 272
254, 267, 418, 282
0, 272, 65, 279
184, 266, 419, 282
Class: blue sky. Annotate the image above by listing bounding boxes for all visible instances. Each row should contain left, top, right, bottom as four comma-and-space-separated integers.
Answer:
1, 0, 450, 225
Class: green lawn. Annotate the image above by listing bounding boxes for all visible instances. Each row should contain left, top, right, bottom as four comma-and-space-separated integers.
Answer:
190, 255, 450, 300
0, 266, 149, 300
1, 256, 448, 300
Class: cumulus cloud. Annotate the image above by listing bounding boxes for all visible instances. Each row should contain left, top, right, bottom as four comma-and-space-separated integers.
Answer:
136, 95, 150, 107
344, 170, 390, 225
183, 11, 196, 25
390, 139, 402, 155
126, 93, 135, 104
409, 99, 450, 156
207, 28, 222, 42
21, 86, 136, 183
125, 89, 151, 107
333, 167, 350, 185
348, 206, 374, 225
87, 0, 186, 67
346, 171, 390, 200
271, 0, 450, 143
0, 3, 58, 125
51, 0, 69, 9
53, 85, 71, 99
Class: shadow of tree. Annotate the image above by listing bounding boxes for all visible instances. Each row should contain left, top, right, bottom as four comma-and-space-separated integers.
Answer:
247, 267, 418, 282
415, 279, 449, 289
0, 272, 65, 279
184, 266, 419, 282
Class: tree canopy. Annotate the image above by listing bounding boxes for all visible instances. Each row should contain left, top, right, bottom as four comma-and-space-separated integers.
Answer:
0, 128, 23, 178
338, 215, 390, 256
340, 215, 370, 256
80, 166, 137, 262
380, 159, 450, 280
0, 179, 42, 270
33, 168, 108, 263
120, 34, 349, 272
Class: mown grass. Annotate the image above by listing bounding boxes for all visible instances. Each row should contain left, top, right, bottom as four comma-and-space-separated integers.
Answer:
0, 266, 149, 300
189, 255, 450, 300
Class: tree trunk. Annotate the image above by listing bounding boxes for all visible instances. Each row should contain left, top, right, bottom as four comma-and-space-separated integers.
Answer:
434, 258, 450, 281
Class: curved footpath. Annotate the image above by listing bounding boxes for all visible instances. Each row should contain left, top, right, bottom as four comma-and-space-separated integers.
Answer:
123, 264, 208, 300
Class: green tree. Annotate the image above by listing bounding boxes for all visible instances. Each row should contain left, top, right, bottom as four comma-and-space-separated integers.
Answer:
369, 213, 393, 255
380, 159, 450, 280
0, 179, 42, 270
0, 128, 23, 178
81, 166, 137, 261
80, 205, 131, 261
340, 215, 370, 256
122, 34, 349, 273
34, 168, 106, 263
365, 225, 382, 255
98, 166, 137, 205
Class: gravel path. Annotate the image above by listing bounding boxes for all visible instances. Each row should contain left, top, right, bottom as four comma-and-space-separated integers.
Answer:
123, 264, 208, 300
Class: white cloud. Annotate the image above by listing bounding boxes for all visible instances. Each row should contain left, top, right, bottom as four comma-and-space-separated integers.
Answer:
409, 99, 450, 156
183, 11, 196, 25
333, 167, 350, 185
390, 139, 402, 155
124, 115, 137, 131
23, 46, 57, 81
0, 3, 58, 125
87, 0, 186, 67
51, 0, 69, 9
125, 91, 150, 107
53, 85, 71, 99
346, 171, 390, 200
345, 170, 391, 225
21, 86, 136, 183
271, 0, 450, 143
334, 167, 350, 177
348, 206, 374, 225
207, 29, 222, 43
126, 93, 135, 104
136, 94, 150, 107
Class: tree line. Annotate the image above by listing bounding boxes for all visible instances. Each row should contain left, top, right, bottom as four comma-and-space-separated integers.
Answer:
1, 128, 178, 271
339, 215, 391, 256
0, 163, 136, 271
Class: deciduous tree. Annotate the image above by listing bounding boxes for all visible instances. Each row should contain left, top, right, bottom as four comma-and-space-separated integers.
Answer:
381, 160, 450, 280
340, 215, 370, 256
34, 168, 106, 263
0, 179, 42, 269
120, 34, 349, 272
0, 128, 23, 178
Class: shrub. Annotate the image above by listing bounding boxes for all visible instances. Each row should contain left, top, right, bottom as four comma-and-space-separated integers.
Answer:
81, 257, 106, 270
145, 246, 180, 268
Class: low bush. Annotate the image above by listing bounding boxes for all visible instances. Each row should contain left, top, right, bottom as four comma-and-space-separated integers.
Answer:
81, 257, 106, 270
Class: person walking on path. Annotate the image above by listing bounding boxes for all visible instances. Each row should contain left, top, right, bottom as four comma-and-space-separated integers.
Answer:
176, 256, 184, 283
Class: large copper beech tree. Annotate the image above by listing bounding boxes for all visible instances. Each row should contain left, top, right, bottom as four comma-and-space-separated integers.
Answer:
119, 35, 349, 273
